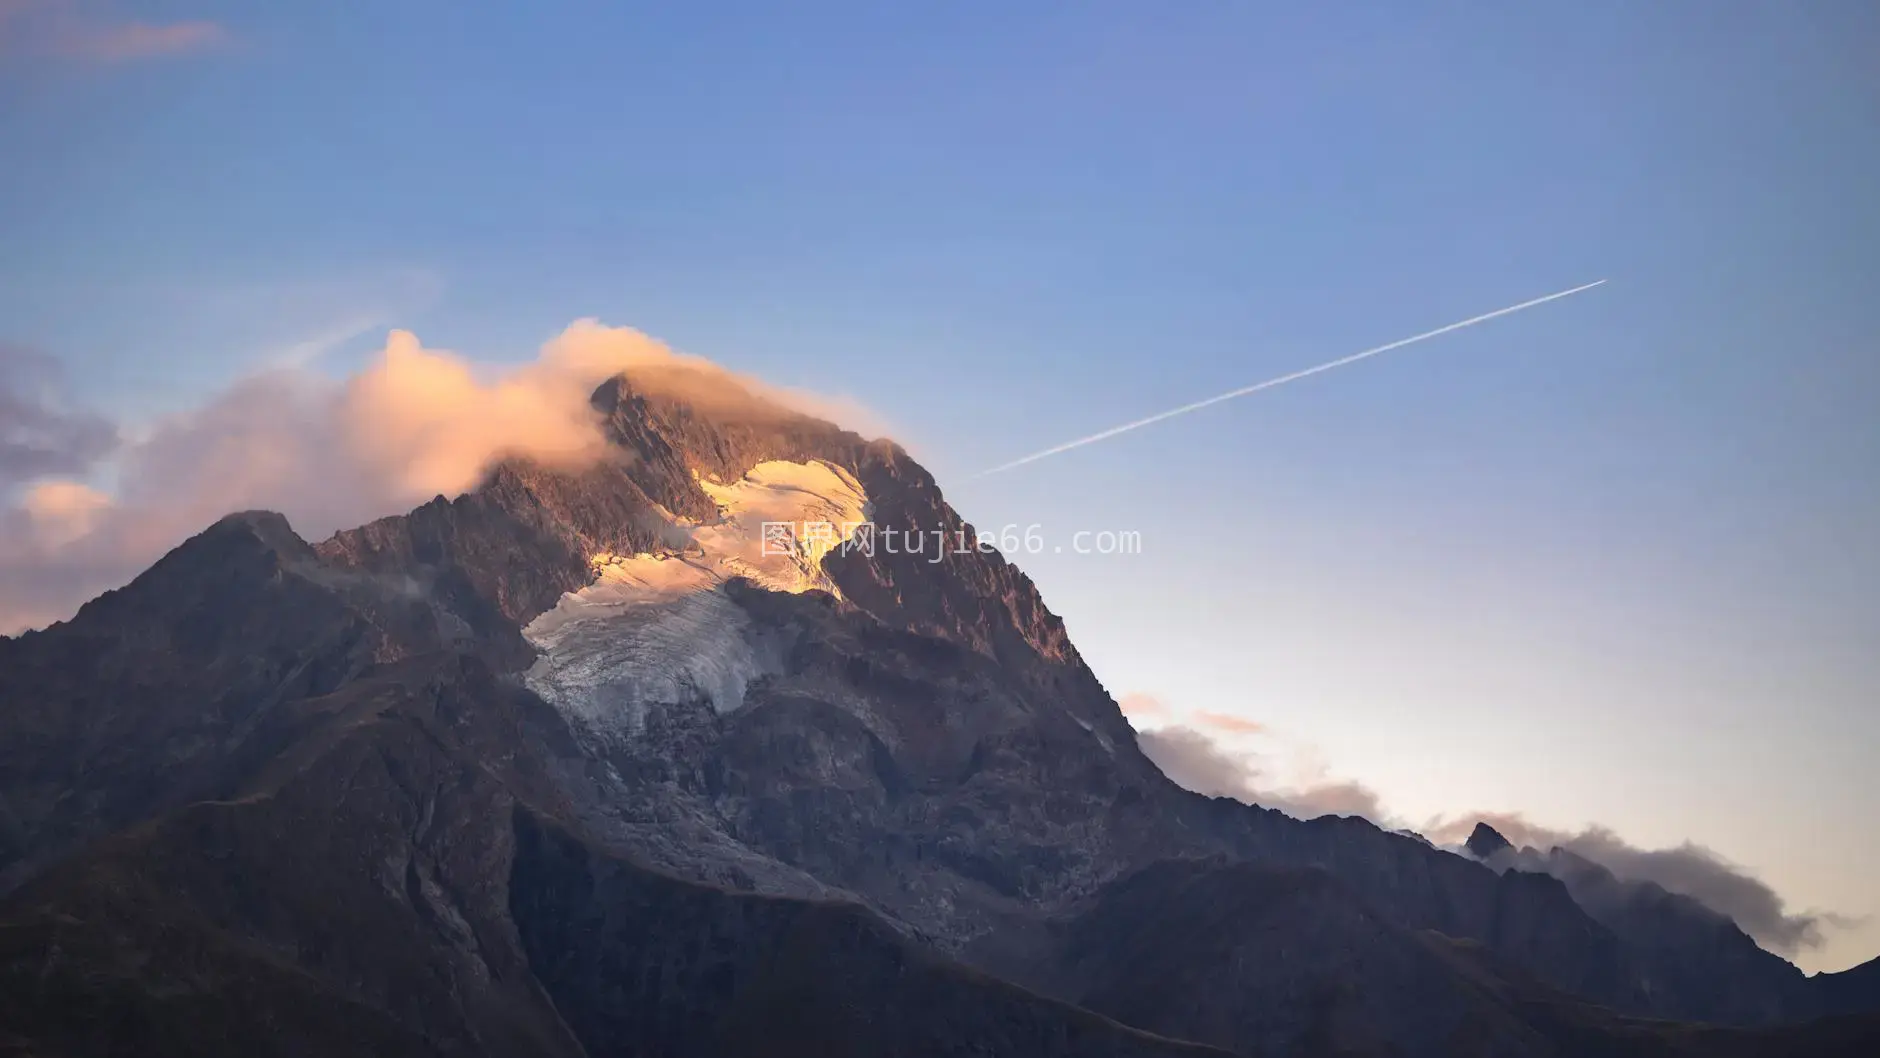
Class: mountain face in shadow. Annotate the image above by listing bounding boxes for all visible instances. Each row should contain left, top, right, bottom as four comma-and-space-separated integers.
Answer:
1814, 955, 1880, 1017
1460, 822, 1814, 1025
1, 370, 1873, 1057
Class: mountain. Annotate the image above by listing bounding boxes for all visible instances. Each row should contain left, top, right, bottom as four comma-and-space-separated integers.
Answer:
2, 366, 1874, 1056
1466, 822, 1515, 860
0, 648, 1226, 1058
1814, 955, 1880, 1017
1462, 827, 1811, 1024
1007, 856, 1574, 1056
987, 856, 1876, 1058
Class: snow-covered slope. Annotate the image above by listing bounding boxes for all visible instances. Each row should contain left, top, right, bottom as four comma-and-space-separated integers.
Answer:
521, 459, 869, 737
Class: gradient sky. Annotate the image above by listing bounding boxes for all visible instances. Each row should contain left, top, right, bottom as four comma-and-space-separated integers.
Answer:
3, 2, 1876, 971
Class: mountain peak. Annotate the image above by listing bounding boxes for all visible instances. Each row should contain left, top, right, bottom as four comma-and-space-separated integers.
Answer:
1466, 821, 1514, 860
205, 508, 312, 554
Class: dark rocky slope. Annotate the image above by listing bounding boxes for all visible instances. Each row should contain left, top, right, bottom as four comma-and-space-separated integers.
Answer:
1028, 857, 1560, 1056
512, 811, 1231, 1058
1812, 954, 1880, 1017
0, 510, 458, 887
989, 856, 1877, 1058
0, 648, 1225, 1058
1462, 823, 1810, 1024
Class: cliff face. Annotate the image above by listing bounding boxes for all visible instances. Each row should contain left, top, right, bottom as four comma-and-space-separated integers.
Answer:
0, 370, 1870, 1057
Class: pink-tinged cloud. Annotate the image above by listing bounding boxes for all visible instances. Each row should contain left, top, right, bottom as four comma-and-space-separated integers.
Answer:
55, 18, 226, 61
21, 479, 110, 547
0, 2, 228, 63
1194, 709, 1266, 735
1117, 692, 1168, 718
0, 321, 883, 635
1134, 723, 1390, 824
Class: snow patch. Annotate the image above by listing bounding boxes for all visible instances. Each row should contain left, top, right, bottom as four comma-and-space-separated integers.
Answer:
522, 459, 869, 737
1071, 712, 1116, 754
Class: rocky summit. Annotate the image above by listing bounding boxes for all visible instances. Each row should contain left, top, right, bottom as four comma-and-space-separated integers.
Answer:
1465, 822, 1515, 862
1, 369, 1875, 1058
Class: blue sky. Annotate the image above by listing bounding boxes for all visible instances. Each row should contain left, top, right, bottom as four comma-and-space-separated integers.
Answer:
3, 2, 1876, 970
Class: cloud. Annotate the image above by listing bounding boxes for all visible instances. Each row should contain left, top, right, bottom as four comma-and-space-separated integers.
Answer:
1194, 709, 1266, 735
55, 17, 225, 61
0, 1, 228, 64
1135, 724, 1390, 823
0, 343, 118, 487
1135, 713, 1855, 957
248, 269, 446, 371
156, 266, 447, 370
1120, 692, 1379, 821
1117, 692, 1168, 718
764, 384, 898, 450
0, 321, 880, 634
1427, 812, 1854, 956
21, 479, 109, 547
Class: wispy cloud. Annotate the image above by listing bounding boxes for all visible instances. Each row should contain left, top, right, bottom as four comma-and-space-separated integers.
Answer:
0, 342, 118, 487
1428, 812, 1858, 957
1, 1, 229, 64
1117, 692, 1169, 719
1125, 692, 1854, 959
159, 267, 447, 365
265, 315, 400, 371
1194, 709, 1266, 735
1131, 715, 1391, 824
53, 17, 226, 61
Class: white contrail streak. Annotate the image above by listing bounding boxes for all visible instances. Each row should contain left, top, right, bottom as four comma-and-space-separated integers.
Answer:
970, 279, 1607, 479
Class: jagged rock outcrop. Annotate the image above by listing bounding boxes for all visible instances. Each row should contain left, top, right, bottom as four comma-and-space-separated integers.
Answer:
1467, 822, 1514, 860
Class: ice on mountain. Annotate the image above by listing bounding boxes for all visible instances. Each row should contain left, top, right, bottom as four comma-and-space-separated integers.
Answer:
521, 459, 869, 737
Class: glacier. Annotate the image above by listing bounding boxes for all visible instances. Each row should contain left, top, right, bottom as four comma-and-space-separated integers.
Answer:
521, 459, 870, 738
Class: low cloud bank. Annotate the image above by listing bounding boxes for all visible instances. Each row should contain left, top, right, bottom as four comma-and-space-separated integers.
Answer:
1123, 694, 1854, 959
1427, 812, 1854, 957
0, 321, 873, 634
1131, 716, 1390, 824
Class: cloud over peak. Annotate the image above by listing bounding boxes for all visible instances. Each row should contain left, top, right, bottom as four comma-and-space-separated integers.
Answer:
1427, 812, 1856, 957
0, 321, 874, 635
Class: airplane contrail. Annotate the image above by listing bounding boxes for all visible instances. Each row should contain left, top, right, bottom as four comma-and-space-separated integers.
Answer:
970, 279, 1607, 479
